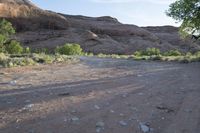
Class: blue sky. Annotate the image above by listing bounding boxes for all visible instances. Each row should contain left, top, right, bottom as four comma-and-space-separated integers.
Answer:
31, 0, 180, 26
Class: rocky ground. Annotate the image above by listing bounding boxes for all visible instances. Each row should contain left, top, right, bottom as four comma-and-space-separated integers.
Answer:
0, 57, 200, 133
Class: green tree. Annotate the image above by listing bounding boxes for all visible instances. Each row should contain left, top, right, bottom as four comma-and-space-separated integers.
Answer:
0, 19, 24, 54
166, 0, 200, 37
0, 19, 15, 36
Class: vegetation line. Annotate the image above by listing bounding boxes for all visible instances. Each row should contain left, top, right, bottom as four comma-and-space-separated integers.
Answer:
0, 19, 200, 68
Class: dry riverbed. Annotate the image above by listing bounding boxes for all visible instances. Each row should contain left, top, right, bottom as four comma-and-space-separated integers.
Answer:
0, 57, 200, 133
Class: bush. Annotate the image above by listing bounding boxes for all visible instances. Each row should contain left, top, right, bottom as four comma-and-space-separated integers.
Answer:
195, 51, 200, 57
0, 53, 8, 60
145, 48, 161, 56
23, 47, 31, 54
0, 19, 15, 36
133, 51, 143, 56
32, 53, 54, 64
55, 43, 82, 55
134, 48, 160, 56
5, 40, 23, 54
163, 50, 182, 56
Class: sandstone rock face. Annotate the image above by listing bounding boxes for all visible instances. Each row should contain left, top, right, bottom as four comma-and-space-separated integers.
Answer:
1, 0, 199, 54
143, 26, 200, 52
0, 0, 69, 31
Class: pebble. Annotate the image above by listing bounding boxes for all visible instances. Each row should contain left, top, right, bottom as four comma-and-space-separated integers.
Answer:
120, 113, 124, 117
71, 116, 80, 122
10, 80, 17, 85
138, 93, 144, 96
110, 110, 115, 113
137, 74, 143, 77
96, 121, 105, 127
94, 105, 100, 110
96, 128, 101, 133
130, 107, 138, 111
22, 104, 34, 111
122, 94, 128, 98
139, 123, 150, 133
96, 121, 105, 133
16, 119, 21, 123
119, 121, 128, 126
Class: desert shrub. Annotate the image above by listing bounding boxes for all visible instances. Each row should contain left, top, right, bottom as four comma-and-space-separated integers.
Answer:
133, 51, 143, 56
83, 52, 94, 56
5, 40, 23, 54
0, 53, 8, 61
185, 52, 192, 56
145, 48, 161, 56
163, 50, 182, 56
133, 48, 160, 56
179, 57, 192, 63
23, 47, 31, 54
195, 51, 200, 57
0, 44, 6, 53
55, 43, 82, 55
150, 55, 162, 61
97, 53, 109, 58
32, 53, 54, 64
0, 57, 36, 67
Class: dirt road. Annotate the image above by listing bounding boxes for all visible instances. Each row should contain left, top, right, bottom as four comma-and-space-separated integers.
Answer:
0, 57, 200, 133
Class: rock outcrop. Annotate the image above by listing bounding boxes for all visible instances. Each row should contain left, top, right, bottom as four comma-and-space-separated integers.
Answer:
1, 0, 199, 54
143, 26, 200, 52
0, 0, 69, 31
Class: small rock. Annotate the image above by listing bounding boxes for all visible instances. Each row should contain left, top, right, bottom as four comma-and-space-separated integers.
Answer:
96, 121, 105, 133
71, 116, 80, 122
10, 80, 17, 85
137, 74, 143, 77
130, 107, 138, 111
139, 123, 150, 133
96, 121, 105, 127
122, 94, 128, 98
96, 128, 101, 133
119, 120, 127, 126
120, 113, 124, 117
22, 104, 34, 111
138, 93, 144, 96
110, 110, 115, 113
94, 105, 100, 110
64, 118, 68, 122
16, 119, 21, 123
